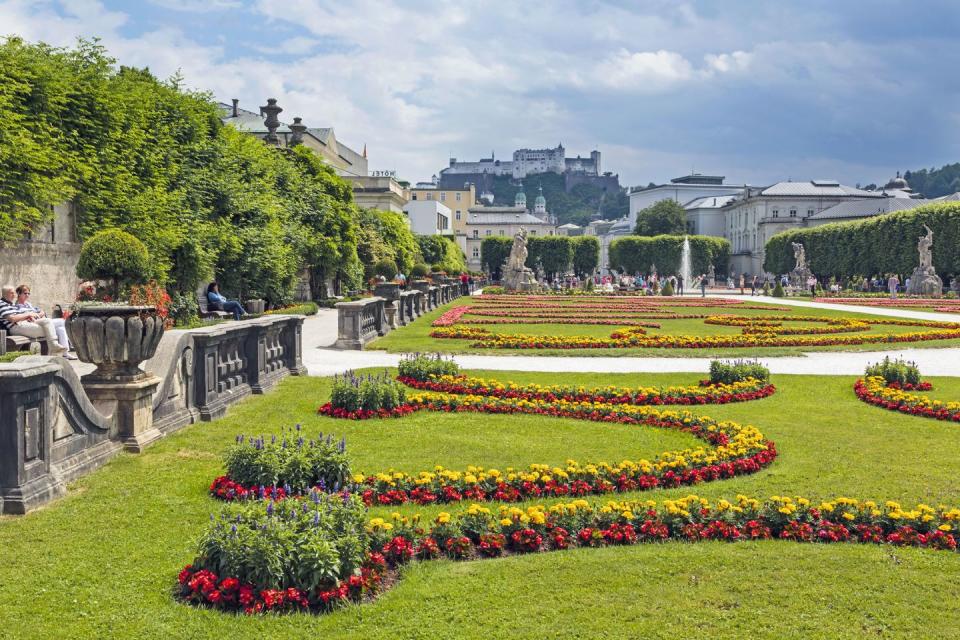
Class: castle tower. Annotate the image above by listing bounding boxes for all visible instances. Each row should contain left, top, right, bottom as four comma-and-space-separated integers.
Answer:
515, 190, 527, 209
534, 185, 546, 216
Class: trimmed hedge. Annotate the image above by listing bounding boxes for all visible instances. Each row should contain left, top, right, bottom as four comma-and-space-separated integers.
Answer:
609, 235, 730, 276
76, 228, 150, 298
764, 202, 960, 278
481, 237, 513, 280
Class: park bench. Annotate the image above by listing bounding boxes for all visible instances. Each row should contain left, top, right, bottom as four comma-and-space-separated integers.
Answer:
1, 329, 51, 355
197, 293, 231, 320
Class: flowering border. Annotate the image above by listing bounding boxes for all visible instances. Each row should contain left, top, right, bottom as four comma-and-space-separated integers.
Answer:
397, 374, 775, 406
854, 376, 960, 422
178, 494, 960, 615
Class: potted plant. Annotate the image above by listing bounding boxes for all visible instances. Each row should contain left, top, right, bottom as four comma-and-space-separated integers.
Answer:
67, 229, 165, 382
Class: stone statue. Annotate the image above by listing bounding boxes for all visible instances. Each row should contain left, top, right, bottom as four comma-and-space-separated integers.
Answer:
792, 242, 807, 272
707, 263, 715, 287
789, 241, 813, 287
501, 227, 539, 292
907, 224, 943, 295
918, 224, 933, 270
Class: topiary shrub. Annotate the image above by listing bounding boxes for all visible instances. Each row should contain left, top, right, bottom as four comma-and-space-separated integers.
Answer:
373, 259, 399, 280
660, 280, 675, 296
430, 264, 443, 273
76, 228, 150, 300
772, 280, 785, 297
410, 263, 430, 279
709, 359, 770, 384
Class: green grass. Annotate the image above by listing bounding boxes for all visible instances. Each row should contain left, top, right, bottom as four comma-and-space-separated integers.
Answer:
2, 370, 960, 638
371, 298, 960, 357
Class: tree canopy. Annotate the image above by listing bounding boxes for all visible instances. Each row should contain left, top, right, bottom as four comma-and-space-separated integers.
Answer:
633, 200, 687, 236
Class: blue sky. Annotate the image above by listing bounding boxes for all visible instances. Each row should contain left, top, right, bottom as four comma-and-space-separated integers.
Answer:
3, 0, 959, 189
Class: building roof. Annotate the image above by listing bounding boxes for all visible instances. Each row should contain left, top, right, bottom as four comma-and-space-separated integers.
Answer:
557, 223, 581, 229
684, 194, 738, 209
934, 192, 960, 201
466, 210, 552, 225
671, 174, 725, 185
806, 197, 925, 222
760, 181, 882, 198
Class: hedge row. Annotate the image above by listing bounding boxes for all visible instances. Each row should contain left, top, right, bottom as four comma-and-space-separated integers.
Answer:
481, 236, 599, 280
609, 235, 731, 276
763, 202, 960, 278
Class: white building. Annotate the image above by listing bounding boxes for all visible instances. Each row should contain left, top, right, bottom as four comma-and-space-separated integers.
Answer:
441, 144, 602, 180
403, 201, 452, 236
628, 174, 746, 229
722, 180, 885, 276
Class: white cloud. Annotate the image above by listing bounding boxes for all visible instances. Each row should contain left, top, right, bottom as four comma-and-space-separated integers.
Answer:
1, 0, 956, 187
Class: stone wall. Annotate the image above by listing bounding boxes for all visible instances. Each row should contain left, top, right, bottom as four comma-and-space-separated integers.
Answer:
0, 314, 306, 514
0, 203, 81, 311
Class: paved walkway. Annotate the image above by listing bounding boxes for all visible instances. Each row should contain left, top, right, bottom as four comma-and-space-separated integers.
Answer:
299, 300, 960, 377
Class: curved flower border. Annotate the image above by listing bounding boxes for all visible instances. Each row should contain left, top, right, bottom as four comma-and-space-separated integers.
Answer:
178, 494, 960, 615
854, 376, 960, 422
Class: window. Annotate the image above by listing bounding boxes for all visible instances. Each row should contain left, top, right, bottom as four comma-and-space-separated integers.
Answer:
473, 229, 479, 238
529, 229, 536, 236
472, 247, 479, 258
411, 193, 418, 200
426, 193, 433, 200
486, 229, 492, 236
772, 208, 779, 218
455, 192, 462, 202
456, 210, 461, 220
440, 192, 446, 201
789, 208, 797, 218
807, 208, 814, 217
499, 229, 504, 236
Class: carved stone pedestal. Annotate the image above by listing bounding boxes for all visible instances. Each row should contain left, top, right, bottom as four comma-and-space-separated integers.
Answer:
83, 375, 162, 453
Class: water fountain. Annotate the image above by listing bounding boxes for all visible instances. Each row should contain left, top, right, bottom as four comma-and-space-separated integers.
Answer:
680, 235, 692, 296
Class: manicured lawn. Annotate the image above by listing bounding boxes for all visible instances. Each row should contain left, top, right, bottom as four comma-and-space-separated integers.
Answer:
2, 370, 960, 638
370, 296, 960, 357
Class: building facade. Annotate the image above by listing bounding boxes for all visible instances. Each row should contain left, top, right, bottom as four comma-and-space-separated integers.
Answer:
402, 201, 452, 236
721, 180, 885, 276
628, 174, 746, 230
409, 183, 477, 235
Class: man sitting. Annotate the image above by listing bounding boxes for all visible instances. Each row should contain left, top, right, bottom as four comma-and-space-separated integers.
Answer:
0, 285, 68, 356
14, 284, 77, 359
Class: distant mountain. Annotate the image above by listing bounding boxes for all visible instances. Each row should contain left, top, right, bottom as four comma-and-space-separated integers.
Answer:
902, 163, 960, 198
487, 172, 629, 226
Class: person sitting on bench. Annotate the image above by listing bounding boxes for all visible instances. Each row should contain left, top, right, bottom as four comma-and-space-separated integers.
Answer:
206, 282, 247, 320
0, 285, 67, 355
14, 284, 77, 359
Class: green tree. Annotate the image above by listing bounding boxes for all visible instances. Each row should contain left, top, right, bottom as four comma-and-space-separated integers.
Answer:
535, 236, 573, 281
481, 236, 512, 280
571, 236, 600, 278
634, 200, 687, 236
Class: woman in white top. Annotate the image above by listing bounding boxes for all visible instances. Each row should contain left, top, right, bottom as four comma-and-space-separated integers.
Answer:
14, 284, 76, 359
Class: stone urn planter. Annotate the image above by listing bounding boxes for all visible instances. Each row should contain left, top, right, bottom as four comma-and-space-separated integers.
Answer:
66, 305, 165, 383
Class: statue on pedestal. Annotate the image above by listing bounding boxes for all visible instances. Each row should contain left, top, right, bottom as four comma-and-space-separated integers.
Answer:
707, 263, 715, 287
906, 224, 943, 296
790, 241, 813, 287
501, 228, 539, 292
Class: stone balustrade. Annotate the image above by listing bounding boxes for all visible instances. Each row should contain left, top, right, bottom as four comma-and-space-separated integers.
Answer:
334, 297, 386, 349
0, 314, 306, 514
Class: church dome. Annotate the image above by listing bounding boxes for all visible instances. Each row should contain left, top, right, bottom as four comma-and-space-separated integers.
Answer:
515, 191, 527, 207
884, 171, 909, 191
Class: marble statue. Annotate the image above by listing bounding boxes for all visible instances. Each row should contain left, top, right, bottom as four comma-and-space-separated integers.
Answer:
906, 224, 943, 296
501, 227, 539, 292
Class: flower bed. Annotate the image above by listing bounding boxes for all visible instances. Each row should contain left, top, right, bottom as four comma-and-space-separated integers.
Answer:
854, 376, 960, 422
354, 391, 776, 505
425, 295, 960, 351
178, 493, 960, 615
815, 297, 960, 314
397, 373, 775, 405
